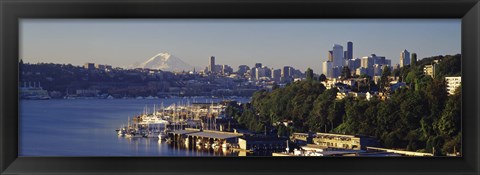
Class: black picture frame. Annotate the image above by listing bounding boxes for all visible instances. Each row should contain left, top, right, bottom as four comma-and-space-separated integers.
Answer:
1, 0, 479, 174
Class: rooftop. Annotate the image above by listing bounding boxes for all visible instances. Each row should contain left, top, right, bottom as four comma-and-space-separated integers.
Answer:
186, 130, 243, 139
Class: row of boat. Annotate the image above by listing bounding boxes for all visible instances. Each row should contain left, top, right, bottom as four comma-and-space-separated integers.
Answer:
116, 127, 168, 140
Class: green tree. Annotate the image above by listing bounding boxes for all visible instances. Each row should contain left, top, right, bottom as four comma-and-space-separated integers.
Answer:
319, 74, 327, 82
380, 66, 391, 92
327, 100, 345, 131
437, 85, 461, 138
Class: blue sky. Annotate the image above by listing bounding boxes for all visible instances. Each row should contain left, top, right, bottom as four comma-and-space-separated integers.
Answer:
20, 19, 460, 74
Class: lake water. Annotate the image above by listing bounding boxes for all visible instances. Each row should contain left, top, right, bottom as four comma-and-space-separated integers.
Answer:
19, 97, 250, 156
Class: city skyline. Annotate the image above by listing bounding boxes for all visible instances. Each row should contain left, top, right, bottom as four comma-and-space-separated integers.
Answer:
20, 19, 460, 74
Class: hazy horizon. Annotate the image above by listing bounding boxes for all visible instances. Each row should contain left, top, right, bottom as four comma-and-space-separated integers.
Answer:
20, 19, 460, 74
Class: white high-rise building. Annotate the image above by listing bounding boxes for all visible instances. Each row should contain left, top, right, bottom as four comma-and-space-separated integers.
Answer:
445, 76, 461, 95
322, 61, 333, 78
400, 49, 410, 67
332, 44, 344, 67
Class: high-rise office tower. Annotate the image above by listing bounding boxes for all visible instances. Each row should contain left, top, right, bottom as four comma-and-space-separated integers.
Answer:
272, 69, 282, 81
209, 56, 215, 73
347, 41, 353, 60
328, 51, 333, 62
411, 53, 417, 65
332, 44, 344, 67
400, 49, 410, 67
322, 61, 333, 78
282, 66, 291, 79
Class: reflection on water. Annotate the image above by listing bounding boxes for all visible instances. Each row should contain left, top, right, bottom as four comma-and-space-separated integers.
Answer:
19, 98, 249, 156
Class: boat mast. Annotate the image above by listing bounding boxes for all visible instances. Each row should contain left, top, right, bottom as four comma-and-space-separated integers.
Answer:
153, 104, 156, 116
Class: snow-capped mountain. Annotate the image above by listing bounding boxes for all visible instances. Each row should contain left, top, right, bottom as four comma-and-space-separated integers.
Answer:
131, 52, 193, 72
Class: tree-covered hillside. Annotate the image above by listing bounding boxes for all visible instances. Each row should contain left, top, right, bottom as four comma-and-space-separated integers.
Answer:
227, 54, 462, 156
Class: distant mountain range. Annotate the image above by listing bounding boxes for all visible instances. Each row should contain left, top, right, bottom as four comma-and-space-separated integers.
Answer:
129, 52, 194, 72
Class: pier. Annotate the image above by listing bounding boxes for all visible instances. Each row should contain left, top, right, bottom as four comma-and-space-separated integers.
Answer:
366, 147, 434, 156
168, 128, 243, 148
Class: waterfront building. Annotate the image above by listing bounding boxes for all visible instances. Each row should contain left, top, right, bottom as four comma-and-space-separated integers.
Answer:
400, 49, 410, 67
19, 81, 51, 100
238, 136, 288, 151
290, 132, 315, 145
313, 133, 379, 150
445, 76, 461, 95
76, 89, 100, 97
209, 56, 216, 74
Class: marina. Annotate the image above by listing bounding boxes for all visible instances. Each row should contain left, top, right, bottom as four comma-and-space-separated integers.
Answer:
113, 99, 250, 153
20, 98, 248, 156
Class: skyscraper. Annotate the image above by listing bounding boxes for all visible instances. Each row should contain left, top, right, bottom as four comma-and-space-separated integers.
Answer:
250, 67, 257, 80
347, 41, 353, 60
322, 61, 333, 78
332, 44, 344, 67
209, 56, 215, 73
282, 66, 291, 80
400, 49, 410, 67
328, 50, 333, 62
411, 53, 417, 65
84, 63, 95, 70
237, 65, 250, 75
272, 69, 281, 81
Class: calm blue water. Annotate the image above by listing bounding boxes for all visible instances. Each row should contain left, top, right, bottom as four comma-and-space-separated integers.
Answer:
19, 97, 249, 156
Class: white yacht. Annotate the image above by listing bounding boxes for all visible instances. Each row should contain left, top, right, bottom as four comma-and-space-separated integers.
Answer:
157, 132, 166, 141
125, 133, 143, 138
